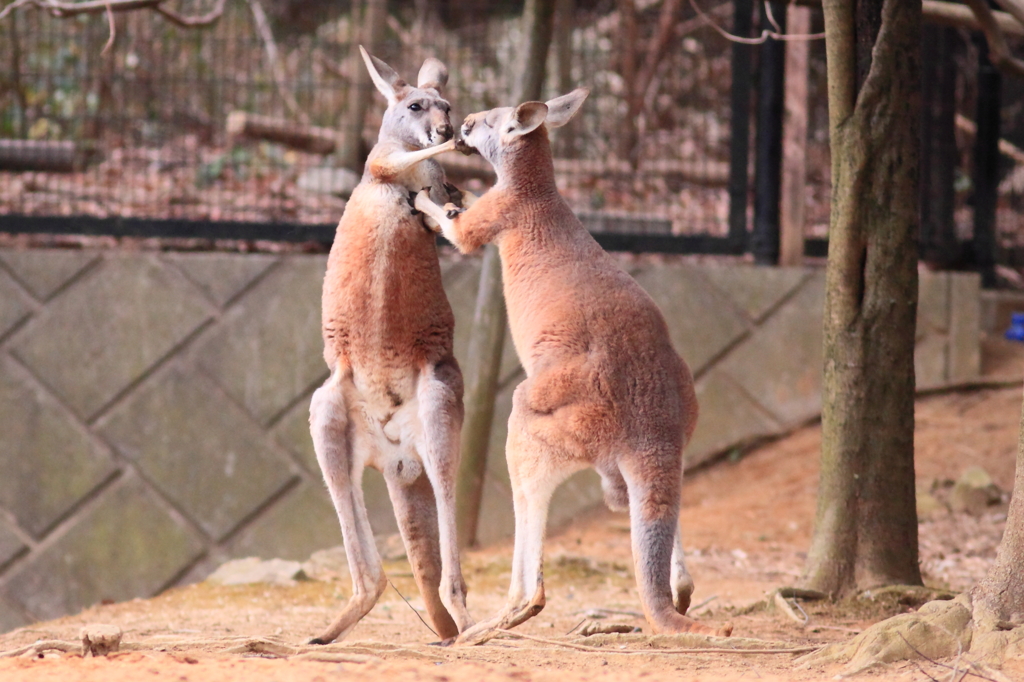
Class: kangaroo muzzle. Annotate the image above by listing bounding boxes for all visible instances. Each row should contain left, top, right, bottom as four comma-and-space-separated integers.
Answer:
436, 123, 454, 141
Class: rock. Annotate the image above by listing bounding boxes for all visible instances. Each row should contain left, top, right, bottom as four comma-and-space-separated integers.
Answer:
298, 537, 406, 583
916, 481, 946, 519
302, 546, 349, 582
376, 533, 407, 561
297, 167, 360, 198
80, 624, 122, 657
950, 466, 1002, 516
205, 557, 309, 586
579, 621, 640, 636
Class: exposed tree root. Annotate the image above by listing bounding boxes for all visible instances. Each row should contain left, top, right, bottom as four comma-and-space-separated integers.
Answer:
795, 593, 1024, 675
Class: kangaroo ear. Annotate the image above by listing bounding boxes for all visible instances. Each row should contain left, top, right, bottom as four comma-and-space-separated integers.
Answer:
544, 88, 589, 129
505, 102, 548, 138
359, 46, 408, 104
417, 57, 448, 93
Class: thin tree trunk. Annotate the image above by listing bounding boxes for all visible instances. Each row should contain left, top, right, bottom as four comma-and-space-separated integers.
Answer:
336, 0, 387, 171
455, 248, 506, 548
456, 0, 557, 548
516, 0, 558, 102
973, 386, 1024, 628
552, 0, 575, 156
803, 0, 923, 598
616, 0, 638, 162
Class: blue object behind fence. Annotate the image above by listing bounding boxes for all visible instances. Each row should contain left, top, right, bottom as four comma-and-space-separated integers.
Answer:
1006, 313, 1024, 342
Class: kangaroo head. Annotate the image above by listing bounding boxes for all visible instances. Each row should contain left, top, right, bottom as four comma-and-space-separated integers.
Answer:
360, 46, 454, 149
459, 88, 589, 169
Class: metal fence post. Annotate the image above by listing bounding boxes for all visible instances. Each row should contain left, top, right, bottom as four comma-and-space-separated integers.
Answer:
727, 0, 754, 253
752, 1, 785, 265
919, 24, 958, 267
973, 32, 1001, 289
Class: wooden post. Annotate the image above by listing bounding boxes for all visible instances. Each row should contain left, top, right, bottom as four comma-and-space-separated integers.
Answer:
456, 0, 557, 548
779, 5, 810, 267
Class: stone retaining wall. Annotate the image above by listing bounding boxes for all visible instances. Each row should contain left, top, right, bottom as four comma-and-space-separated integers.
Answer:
0, 248, 980, 631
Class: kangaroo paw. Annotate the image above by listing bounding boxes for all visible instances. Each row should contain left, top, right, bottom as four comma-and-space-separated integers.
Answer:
407, 190, 422, 215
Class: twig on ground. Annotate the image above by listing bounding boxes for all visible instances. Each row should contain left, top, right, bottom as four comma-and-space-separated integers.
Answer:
913, 660, 943, 682
571, 607, 645, 619
773, 592, 808, 625
0, 639, 80, 658
566, 618, 588, 636
388, 576, 437, 637
494, 629, 819, 655
690, 595, 719, 612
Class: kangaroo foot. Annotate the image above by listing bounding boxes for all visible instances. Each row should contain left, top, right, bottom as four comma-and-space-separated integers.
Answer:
651, 613, 733, 638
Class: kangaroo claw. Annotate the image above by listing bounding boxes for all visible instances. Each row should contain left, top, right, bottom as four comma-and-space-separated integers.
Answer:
444, 203, 465, 220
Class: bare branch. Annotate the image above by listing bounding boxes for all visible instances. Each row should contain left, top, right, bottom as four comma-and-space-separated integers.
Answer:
955, 113, 1024, 166
965, 0, 1024, 79
992, 0, 1024, 29
922, 0, 1023, 36
243, 0, 308, 124
635, 0, 681, 107
152, 0, 226, 27
101, 2, 115, 54
688, 0, 825, 44
0, 0, 226, 27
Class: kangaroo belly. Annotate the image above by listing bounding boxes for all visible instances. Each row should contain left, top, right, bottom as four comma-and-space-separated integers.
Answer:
322, 188, 454, 372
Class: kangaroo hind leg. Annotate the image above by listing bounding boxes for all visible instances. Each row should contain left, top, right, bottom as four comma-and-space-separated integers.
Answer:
385, 463, 460, 640
671, 523, 695, 614
416, 359, 474, 634
622, 455, 732, 637
308, 376, 387, 644
458, 386, 581, 644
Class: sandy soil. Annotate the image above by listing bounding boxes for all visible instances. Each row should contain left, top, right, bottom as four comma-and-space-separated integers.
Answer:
2, 341, 1023, 682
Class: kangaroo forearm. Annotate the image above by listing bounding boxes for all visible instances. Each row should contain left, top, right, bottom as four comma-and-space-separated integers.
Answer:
369, 140, 456, 181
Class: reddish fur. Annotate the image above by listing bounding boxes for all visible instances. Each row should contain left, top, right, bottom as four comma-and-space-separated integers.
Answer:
443, 129, 698, 464
322, 181, 454, 379
308, 50, 473, 646
419, 116, 728, 641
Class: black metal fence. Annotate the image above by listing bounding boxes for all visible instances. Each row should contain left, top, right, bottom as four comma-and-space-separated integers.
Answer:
1, 0, 1023, 280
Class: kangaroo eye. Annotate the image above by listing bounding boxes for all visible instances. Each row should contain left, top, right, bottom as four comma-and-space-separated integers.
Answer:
408, 103, 422, 112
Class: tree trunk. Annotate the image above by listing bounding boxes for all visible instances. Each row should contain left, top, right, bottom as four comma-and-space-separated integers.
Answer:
455, 0, 557, 548
973, 387, 1024, 629
803, 0, 923, 598
551, 0, 576, 157
515, 0, 558, 102
335, 0, 387, 171
455, 248, 507, 548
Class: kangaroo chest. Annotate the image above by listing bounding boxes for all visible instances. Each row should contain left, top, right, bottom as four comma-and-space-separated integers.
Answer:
322, 183, 454, 395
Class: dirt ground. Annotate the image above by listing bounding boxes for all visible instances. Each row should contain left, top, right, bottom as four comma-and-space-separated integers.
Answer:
2, 338, 1024, 681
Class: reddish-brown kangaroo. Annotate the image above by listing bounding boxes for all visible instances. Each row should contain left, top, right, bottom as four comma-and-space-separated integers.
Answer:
308, 47, 472, 645
414, 88, 732, 644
